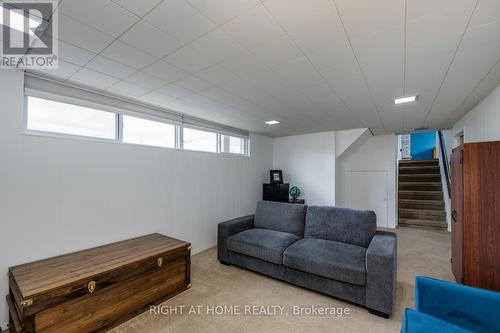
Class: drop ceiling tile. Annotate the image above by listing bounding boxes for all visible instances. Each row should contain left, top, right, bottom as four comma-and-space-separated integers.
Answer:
469, 0, 500, 28
57, 14, 114, 53
173, 75, 215, 93
250, 35, 302, 66
59, 0, 139, 37
69, 68, 120, 90
163, 46, 216, 72
195, 65, 239, 85
100, 40, 157, 70
111, 0, 163, 17
187, 0, 259, 25
27, 60, 81, 81
142, 61, 190, 83
137, 91, 179, 108
221, 5, 283, 49
188, 29, 244, 62
120, 21, 182, 58
157, 84, 196, 99
220, 52, 268, 77
85, 55, 137, 79
144, 0, 216, 43
271, 56, 325, 88
58, 41, 96, 66
125, 71, 167, 90
106, 81, 151, 98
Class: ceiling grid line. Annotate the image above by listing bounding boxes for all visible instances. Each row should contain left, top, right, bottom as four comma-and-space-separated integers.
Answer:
422, 0, 480, 127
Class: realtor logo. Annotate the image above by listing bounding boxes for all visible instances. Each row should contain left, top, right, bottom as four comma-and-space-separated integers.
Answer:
1, 0, 58, 69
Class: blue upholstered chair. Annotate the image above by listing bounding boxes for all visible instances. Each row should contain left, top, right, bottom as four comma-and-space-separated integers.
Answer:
401, 276, 500, 333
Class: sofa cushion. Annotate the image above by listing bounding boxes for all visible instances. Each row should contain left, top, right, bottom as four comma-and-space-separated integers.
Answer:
283, 238, 367, 286
401, 309, 473, 333
304, 206, 376, 247
254, 201, 307, 236
227, 228, 300, 265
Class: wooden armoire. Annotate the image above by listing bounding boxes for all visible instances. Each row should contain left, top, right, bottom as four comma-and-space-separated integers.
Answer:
451, 141, 500, 291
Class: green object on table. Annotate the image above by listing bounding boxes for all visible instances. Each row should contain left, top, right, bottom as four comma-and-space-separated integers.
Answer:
289, 186, 301, 200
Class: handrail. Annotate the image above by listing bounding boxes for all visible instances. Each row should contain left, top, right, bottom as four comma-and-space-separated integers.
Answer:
438, 131, 452, 199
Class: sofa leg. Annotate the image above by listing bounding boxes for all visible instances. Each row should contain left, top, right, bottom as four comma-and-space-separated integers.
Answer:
368, 309, 390, 319
219, 261, 231, 266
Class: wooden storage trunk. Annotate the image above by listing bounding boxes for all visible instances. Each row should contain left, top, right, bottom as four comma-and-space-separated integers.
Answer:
6, 233, 191, 332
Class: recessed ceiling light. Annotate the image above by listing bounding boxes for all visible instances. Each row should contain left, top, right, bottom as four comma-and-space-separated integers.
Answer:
395, 95, 419, 105
265, 120, 280, 125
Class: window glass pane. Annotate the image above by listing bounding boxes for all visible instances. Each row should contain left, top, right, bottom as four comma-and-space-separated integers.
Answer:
222, 135, 245, 154
27, 96, 116, 139
183, 127, 217, 152
123, 115, 175, 148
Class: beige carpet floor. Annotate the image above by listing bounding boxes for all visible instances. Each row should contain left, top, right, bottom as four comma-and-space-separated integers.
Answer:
111, 227, 454, 333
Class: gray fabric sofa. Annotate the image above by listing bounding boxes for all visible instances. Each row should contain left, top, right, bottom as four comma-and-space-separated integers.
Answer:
217, 201, 397, 318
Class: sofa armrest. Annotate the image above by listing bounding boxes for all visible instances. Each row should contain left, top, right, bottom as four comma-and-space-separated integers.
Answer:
415, 276, 500, 332
217, 215, 254, 263
365, 231, 397, 316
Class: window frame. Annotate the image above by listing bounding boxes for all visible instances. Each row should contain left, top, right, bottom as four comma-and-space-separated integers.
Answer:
23, 94, 250, 156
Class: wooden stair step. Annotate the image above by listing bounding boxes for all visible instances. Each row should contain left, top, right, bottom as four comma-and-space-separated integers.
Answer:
399, 191, 443, 200
398, 183, 442, 191
399, 165, 440, 174
399, 160, 439, 166
398, 199, 444, 211
399, 208, 446, 221
399, 174, 442, 182
398, 218, 448, 230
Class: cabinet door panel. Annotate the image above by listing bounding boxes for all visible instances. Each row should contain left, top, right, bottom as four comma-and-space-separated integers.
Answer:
451, 147, 463, 283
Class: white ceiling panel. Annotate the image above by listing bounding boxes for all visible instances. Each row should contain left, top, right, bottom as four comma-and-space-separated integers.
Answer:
120, 21, 182, 58
23, 0, 500, 136
59, 0, 138, 37
142, 61, 190, 83
58, 41, 96, 66
187, 0, 259, 25
195, 65, 239, 86
144, 0, 216, 43
27, 60, 81, 81
85, 55, 136, 79
125, 71, 167, 90
106, 81, 151, 98
163, 46, 216, 73
100, 40, 157, 70
57, 14, 114, 53
111, 0, 163, 18
221, 5, 284, 49
69, 68, 120, 90
187, 29, 244, 62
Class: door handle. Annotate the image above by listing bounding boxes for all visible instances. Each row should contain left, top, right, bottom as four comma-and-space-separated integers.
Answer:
452, 210, 457, 222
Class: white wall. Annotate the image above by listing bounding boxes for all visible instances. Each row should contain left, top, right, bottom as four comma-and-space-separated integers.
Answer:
450, 83, 500, 143
273, 132, 335, 205
0, 70, 273, 328
336, 134, 397, 228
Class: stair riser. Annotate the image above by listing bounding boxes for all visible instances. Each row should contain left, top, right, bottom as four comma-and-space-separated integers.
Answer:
399, 212, 445, 221
399, 202, 444, 210
399, 161, 439, 167
399, 183, 442, 191
399, 193, 443, 200
398, 223, 447, 230
399, 168, 440, 174
399, 175, 441, 182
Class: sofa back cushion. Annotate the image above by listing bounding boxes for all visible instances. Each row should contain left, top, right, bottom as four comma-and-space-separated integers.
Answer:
304, 206, 376, 247
254, 201, 307, 236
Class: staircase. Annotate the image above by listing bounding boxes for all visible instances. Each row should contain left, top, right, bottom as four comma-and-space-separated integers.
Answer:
398, 160, 447, 230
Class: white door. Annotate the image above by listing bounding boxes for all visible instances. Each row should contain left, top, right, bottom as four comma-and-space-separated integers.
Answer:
344, 170, 388, 227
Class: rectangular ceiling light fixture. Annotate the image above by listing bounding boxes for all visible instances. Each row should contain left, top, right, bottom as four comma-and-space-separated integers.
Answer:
265, 120, 280, 125
394, 95, 419, 105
